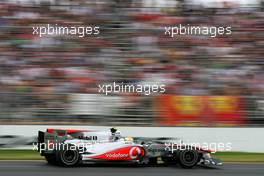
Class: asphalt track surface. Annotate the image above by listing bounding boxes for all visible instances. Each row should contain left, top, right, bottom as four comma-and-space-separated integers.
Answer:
0, 161, 264, 176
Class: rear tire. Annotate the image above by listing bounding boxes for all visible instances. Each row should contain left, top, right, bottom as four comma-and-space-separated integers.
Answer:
177, 149, 199, 168
55, 144, 80, 167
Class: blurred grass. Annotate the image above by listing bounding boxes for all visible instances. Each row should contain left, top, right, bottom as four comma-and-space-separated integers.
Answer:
212, 152, 264, 163
0, 150, 42, 160
0, 150, 264, 162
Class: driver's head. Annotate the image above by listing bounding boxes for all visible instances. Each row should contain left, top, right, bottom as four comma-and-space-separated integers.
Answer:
110, 127, 117, 134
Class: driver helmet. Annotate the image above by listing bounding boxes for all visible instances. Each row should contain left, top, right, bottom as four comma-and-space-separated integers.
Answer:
110, 127, 117, 134
110, 127, 121, 141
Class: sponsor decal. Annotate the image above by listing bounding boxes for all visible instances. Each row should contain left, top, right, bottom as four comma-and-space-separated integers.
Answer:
129, 147, 141, 159
90, 146, 143, 160
106, 153, 128, 158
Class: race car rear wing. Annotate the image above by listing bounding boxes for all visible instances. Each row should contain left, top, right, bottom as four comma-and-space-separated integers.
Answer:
46, 128, 90, 135
37, 128, 91, 153
37, 129, 71, 154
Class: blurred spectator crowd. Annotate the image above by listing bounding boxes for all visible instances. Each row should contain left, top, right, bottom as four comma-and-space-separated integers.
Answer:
0, 0, 264, 126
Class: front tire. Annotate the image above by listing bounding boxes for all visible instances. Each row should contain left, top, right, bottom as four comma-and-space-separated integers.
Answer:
177, 149, 199, 168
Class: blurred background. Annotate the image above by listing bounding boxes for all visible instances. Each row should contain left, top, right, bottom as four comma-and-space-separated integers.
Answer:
0, 0, 264, 127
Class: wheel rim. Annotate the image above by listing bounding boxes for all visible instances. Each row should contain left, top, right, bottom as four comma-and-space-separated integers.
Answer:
184, 151, 195, 163
180, 150, 198, 166
62, 150, 78, 164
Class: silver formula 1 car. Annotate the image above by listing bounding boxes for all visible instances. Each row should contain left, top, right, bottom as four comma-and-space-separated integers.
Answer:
37, 128, 222, 168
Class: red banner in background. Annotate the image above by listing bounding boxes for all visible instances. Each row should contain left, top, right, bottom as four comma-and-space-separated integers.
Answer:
155, 95, 246, 126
